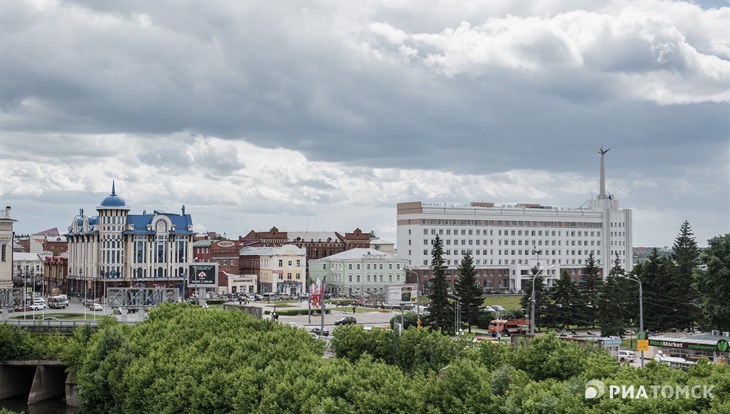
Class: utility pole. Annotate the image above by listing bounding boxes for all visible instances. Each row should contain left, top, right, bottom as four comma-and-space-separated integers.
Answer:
320, 274, 326, 335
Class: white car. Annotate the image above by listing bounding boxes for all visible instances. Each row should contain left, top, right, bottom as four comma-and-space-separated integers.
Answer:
90, 303, 103, 312
618, 349, 637, 362
31, 302, 46, 311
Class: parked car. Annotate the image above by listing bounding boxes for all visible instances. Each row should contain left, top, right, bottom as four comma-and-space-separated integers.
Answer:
335, 316, 357, 326
618, 349, 637, 363
310, 327, 329, 337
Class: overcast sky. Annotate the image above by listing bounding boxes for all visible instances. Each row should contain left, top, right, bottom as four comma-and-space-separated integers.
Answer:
1, 0, 728, 248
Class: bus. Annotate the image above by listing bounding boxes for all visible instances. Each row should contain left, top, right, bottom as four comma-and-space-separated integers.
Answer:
48, 295, 69, 309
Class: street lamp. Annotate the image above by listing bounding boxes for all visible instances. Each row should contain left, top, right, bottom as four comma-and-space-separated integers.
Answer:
622, 274, 645, 368
529, 248, 542, 336
405, 268, 421, 328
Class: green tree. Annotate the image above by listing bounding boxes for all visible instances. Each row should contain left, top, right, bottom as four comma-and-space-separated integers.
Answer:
454, 251, 482, 333
547, 271, 582, 330
694, 234, 730, 331
672, 221, 702, 330
635, 248, 680, 331
427, 235, 452, 333
578, 252, 603, 327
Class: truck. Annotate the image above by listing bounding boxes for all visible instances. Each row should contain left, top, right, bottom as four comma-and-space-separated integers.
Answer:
488, 318, 529, 337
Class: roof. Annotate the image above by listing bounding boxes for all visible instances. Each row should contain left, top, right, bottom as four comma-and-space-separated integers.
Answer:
32, 227, 60, 237
14, 252, 43, 261
370, 238, 393, 245
240, 245, 306, 256
288, 232, 341, 243
240, 246, 274, 256
193, 240, 212, 247
124, 213, 194, 235
98, 181, 129, 209
311, 248, 400, 261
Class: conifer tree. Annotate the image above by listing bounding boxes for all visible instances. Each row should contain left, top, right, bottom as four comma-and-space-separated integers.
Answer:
427, 235, 452, 333
578, 252, 603, 327
455, 251, 482, 333
548, 271, 582, 330
672, 221, 701, 330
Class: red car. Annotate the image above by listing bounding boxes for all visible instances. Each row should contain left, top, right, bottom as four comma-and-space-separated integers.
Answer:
14, 305, 32, 312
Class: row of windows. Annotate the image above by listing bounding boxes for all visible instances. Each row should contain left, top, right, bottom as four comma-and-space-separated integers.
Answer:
323, 262, 403, 271
422, 258, 609, 267
420, 219, 604, 228
421, 228, 602, 237
330, 274, 402, 283
424, 249, 602, 257
278, 259, 302, 267
419, 238, 602, 247
277, 273, 302, 280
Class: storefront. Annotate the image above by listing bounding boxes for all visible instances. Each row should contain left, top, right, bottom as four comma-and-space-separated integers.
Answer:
647, 334, 729, 365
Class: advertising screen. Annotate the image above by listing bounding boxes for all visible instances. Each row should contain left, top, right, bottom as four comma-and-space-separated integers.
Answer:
188, 263, 218, 287
386, 284, 418, 304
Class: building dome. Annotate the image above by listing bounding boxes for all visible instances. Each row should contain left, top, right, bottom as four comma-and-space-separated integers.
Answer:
99, 181, 128, 208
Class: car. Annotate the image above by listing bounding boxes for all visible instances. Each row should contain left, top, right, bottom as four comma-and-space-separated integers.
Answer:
31, 303, 46, 311
335, 316, 357, 326
618, 350, 637, 363
90, 303, 103, 312
42, 317, 60, 322
310, 327, 329, 337
14, 305, 32, 312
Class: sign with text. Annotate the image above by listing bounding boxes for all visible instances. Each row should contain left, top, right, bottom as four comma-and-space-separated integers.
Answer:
648, 338, 729, 353
188, 263, 218, 287
386, 284, 418, 304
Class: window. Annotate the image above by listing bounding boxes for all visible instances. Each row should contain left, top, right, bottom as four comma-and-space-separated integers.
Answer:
348, 264, 352, 270
296, 260, 301, 266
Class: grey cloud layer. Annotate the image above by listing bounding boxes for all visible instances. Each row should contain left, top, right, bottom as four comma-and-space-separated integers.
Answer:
0, 0, 728, 245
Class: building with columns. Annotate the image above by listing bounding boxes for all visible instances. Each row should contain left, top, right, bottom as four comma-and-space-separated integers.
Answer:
65, 182, 194, 299
0, 206, 17, 289
397, 149, 632, 293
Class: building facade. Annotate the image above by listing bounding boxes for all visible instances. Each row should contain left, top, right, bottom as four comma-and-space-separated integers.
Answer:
309, 248, 408, 296
65, 183, 195, 299
44, 253, 68, 295
239, 227, 372, 274
0, 206, 17, 289
239, 245, 306, 295
397, 150, 632, 292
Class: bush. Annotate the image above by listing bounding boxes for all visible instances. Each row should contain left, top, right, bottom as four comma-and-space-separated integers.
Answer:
264, 309, 330, 316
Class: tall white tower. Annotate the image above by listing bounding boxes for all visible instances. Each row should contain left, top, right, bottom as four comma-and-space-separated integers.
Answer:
0, 206, 18, 289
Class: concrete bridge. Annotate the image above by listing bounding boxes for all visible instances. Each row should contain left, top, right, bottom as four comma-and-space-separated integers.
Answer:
0, 360, 77, 406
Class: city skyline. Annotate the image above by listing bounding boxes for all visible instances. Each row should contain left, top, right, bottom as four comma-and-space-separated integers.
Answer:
1, 0, 728, 248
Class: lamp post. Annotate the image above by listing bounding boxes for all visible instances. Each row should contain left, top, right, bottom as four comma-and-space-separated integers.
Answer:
406, 268, 421, 328
622, 275, 644, 368
529, 248, 542, 335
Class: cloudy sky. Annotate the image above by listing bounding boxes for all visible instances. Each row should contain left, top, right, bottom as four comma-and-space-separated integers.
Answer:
1, 0, 728, 248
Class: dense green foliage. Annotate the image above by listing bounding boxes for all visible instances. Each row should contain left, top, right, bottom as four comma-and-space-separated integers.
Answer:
0, 324, 72, 362
454, 251, 483, 333
579, 252, 603, 328
427, 235, 452, 333
5, 304, 726, 413
694, 234, 730, 331
547, 271, 583, 330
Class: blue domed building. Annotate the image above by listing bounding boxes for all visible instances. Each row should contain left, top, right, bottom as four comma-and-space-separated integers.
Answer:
66, 182, 194, 299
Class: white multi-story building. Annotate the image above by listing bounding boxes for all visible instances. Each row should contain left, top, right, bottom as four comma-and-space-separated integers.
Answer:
0, 206, 17, 289
65, 182, 195, 299
397, 150, 632, 292
240, 245, 306, 295
309, 248, 408, 296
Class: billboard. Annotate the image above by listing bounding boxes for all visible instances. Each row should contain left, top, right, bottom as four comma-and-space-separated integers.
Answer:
188, 263, 218, 287
386, 284, 418, 304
